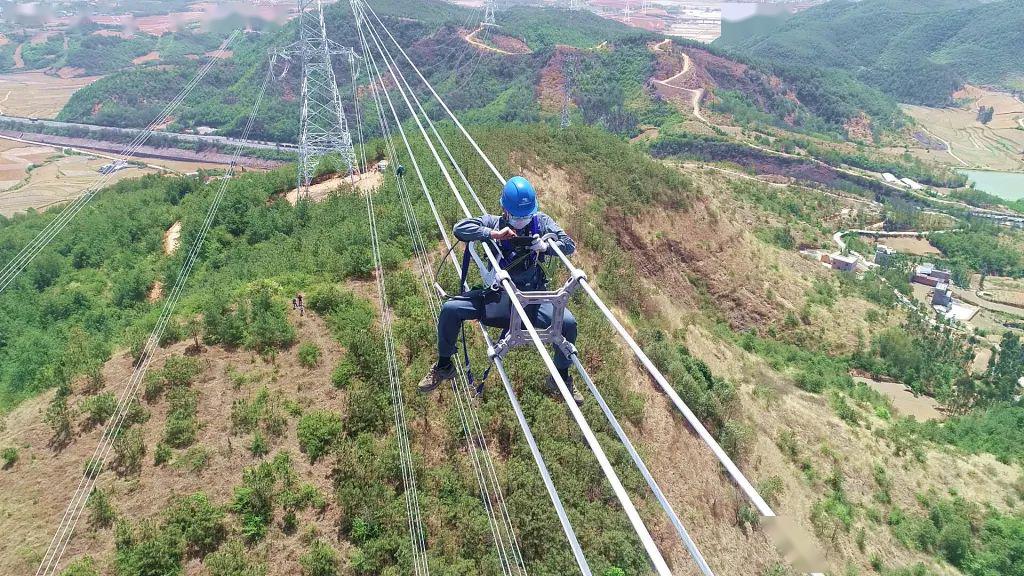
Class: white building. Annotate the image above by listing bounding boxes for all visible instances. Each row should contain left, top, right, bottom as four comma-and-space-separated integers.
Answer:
900, 177, 925, 190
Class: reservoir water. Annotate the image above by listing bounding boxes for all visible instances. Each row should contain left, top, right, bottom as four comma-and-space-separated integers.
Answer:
960, 169, 1024, 201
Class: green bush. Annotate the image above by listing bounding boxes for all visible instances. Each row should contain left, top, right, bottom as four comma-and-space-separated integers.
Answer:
231, 386, 288, 438
298, 342, 322, 369
296, 411, 343, 464
160, 355, 202, 388
164, 386, 199, 448
87, 487, 116, 528
164, 492, 225, 556
300, 540, 340, 576
154, 443, 172, 466
114, 519, 184, 576
83, 457, 103, 479
231, 461, 278, 543
45, 390, 73, 446
2, 446, 18, 469
58, 556, 100, 576
205, 539, 267, 576
250, 433, 269, 457
81, 394, 116, 427
206, 283, 296, 353
330, 358, 356, 388
175, 445, 211, 473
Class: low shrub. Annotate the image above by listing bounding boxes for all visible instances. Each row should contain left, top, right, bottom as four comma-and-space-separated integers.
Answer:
298, 342, 321, 369
296, 411, 342, 464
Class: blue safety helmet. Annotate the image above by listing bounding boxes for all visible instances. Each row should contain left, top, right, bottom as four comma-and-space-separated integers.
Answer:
500, 176, 538, 218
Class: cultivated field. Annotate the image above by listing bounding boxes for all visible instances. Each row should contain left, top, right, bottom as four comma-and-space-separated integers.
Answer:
862, 235, 941, 256
983, 276, 1024, 309
902, 85, 1024, 171
0, 147, 151, 217
0, 72, 104, 118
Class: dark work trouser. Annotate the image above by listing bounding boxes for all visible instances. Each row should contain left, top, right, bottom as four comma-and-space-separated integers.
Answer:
437, 290, 578, 370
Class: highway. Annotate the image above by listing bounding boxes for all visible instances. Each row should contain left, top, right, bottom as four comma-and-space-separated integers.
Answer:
0, 114, 297, 152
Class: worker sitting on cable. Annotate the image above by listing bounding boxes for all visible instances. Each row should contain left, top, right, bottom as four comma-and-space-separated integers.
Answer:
418, 176, 584, 405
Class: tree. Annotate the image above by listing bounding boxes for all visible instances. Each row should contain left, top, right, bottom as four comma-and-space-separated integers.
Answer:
988, 333, 1023, 402
45, 386, 74, 447
977, 106, 995, 124
113, 427, 146, 476
87, 488, 116, 528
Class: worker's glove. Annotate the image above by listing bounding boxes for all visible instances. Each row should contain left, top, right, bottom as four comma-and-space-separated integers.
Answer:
529, 236, 548, 254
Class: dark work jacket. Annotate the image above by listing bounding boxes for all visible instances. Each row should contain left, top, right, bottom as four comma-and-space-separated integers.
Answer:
453, 212, 575, 290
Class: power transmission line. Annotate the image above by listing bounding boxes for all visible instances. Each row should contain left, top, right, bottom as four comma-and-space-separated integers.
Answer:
0, 32, 239, 296
35, 55, 273, 576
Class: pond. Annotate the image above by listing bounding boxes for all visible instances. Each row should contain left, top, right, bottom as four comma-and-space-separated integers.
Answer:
959, 169, 1024, 201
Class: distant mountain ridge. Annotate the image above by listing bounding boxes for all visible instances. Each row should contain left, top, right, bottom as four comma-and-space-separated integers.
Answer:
55, 0, 903, 140
715, 0, 1024, 106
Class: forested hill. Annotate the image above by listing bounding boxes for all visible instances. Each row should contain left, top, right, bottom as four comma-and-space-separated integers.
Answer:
715, 0, 1024, 106
56, 0, 903, 140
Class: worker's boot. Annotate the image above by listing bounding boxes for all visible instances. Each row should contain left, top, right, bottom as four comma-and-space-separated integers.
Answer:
546, 373, 584, 406
418, 361, 457, 393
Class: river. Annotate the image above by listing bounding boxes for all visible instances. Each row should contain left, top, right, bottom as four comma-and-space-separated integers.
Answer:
959, 169, 1024, 201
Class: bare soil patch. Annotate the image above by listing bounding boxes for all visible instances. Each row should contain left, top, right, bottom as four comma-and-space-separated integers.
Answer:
536, 46, 577, 111
12, 43, 24, 69
131, 51, 160, 65
283, 170, 384, 206
630, 125, 660, 143
204, 49, 233, 59
902, 86, 1024, 170
862, 235, 940, 256
853, 375, 944, 421
163, 221, 182, 255
0, 139, 53, 184
0, 139, 153, 217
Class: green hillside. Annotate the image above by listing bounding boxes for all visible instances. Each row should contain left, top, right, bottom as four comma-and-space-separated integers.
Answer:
55, 0, 904, 140
715, 0, 1024, 105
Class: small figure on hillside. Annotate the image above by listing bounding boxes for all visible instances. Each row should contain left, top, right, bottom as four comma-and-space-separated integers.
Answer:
296, 293, 305, 316
417, 176, 583, 405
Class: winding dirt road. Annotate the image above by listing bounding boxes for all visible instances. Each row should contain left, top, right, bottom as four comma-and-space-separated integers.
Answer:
12, 43, 24, 69
463, 28, 529, 55
652, 41, 705, 122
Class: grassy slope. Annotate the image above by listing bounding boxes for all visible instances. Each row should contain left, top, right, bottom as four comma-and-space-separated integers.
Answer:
715, 0, 1024, 105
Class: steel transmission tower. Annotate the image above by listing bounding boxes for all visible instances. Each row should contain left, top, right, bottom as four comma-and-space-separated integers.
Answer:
276, 0, 358, 196
568, 0, 581, 10
482, 0, 497, 26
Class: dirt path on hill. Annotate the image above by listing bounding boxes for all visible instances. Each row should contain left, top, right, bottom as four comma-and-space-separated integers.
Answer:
12, 43, 24, 68
464, 27, 517, 55
163, 221, 181, 255
283, 170, 384, 205
652, 41, 705, 122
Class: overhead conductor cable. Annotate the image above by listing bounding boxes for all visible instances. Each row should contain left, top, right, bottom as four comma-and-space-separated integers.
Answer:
356, 4, 672, 575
